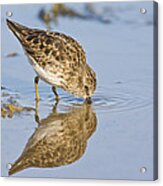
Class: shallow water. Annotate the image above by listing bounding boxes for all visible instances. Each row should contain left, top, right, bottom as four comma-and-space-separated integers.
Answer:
1, 2, 155, 180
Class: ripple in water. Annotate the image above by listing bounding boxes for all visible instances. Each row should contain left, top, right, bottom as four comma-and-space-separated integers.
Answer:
55, 86, 152, 113
20, 85, 152, 113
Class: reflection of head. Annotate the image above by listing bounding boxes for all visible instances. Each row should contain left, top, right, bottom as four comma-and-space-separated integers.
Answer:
9, 104, 97, 175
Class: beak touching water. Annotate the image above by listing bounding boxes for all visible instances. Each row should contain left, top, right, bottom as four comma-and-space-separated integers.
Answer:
85, 97, 92, 104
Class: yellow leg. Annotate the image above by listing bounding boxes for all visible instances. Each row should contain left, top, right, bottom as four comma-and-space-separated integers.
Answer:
52, 86, 60, 101
35, 101, 40, 125
34, 76, 40, 101
52, 100, 59, 113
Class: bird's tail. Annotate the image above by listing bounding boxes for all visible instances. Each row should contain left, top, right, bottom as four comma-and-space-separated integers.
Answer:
8, 156, 31, 176
6, 19, 30, 42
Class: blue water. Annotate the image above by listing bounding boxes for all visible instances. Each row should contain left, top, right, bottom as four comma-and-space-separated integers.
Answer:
1, 1, 156, 180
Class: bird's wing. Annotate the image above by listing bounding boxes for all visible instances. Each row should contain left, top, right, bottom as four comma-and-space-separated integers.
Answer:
21, 30, 87, 72
7, 19, 86, 71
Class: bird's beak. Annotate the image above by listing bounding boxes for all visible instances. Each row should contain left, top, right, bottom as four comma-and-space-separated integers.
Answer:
85, 97, 92, 104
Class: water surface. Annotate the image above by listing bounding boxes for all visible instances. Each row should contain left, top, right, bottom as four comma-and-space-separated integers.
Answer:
1, 2, 155, 180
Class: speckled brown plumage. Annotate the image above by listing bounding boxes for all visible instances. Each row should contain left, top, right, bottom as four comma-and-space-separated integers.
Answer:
7, 19, 96, 99
9, 104, 97, 175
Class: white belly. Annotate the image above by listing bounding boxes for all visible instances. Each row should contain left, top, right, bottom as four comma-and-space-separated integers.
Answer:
28, 55, 63, 87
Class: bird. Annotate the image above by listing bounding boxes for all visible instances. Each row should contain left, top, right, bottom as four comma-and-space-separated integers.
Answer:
6, 19, 96, 103
8, 104, 97, 175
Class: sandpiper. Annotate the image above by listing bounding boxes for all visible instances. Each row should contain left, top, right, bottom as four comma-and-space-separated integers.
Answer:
8, 104, 97, 175
6, 19, 96, 103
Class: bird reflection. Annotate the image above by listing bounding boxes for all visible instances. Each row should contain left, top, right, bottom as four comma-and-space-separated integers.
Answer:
9, 103, 97, 175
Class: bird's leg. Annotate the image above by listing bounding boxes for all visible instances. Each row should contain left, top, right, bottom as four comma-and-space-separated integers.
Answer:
52, 99, 59, 113
52, 86, 60, 102
35, 100, 40, 125
34, 76, 40, 102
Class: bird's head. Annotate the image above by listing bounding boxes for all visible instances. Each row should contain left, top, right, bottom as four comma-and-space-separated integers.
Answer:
82, 64, 96, 102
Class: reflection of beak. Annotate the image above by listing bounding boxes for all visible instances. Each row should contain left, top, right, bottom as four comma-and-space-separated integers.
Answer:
85, 97, 92, 104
